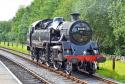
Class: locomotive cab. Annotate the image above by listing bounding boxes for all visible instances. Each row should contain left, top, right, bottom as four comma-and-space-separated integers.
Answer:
50, 17, 63, 41
52, 17, 64, 30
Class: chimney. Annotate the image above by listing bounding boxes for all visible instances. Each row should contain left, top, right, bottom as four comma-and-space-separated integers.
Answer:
70, 13, 80, 21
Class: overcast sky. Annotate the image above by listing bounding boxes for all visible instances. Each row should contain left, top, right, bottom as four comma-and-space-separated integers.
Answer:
0, 0, 33, 21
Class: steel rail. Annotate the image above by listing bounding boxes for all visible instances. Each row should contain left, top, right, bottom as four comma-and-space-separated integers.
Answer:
0, 47, 87, 84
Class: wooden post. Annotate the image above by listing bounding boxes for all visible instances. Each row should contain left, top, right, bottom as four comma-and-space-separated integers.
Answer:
12, 42, 13, 46
4, 40, 5, 45
112, 56, 115, 70
7, 41, 9, 46
16, 42, 18, 47
22, 43, 23, 48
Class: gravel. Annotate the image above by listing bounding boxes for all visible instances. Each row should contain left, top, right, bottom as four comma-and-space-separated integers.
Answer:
0, 55, 43, 84
0, 50, 76, 84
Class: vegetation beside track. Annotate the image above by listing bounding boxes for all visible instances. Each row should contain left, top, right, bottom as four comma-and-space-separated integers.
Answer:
0, 42, 29, 54
97, 60, 125, 83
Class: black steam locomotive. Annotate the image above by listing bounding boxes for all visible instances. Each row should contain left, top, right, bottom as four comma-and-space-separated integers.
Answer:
27, 13, 106, 74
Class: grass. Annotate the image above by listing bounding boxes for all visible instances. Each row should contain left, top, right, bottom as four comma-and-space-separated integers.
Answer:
97, 60, 125, 83
0, 42, 30, 54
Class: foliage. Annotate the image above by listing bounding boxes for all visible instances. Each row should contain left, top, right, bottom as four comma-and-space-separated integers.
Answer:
52, 0, 75, 20
108, 0, 125, 55
0, 21, 12, 41
0, 0, 125, 55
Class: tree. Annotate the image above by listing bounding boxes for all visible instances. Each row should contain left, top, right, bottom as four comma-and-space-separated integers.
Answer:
2, 0, 125, 55
0, 21, 12, 42
108, 0, 125, 55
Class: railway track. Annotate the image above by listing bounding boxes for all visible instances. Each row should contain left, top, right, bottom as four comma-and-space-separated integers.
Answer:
0, 55, 46, 84
0, 47, 118, 84
0, 47, 85, 84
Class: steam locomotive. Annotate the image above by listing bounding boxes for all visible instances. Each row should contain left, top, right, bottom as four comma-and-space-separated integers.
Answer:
27, 13, 106, 74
